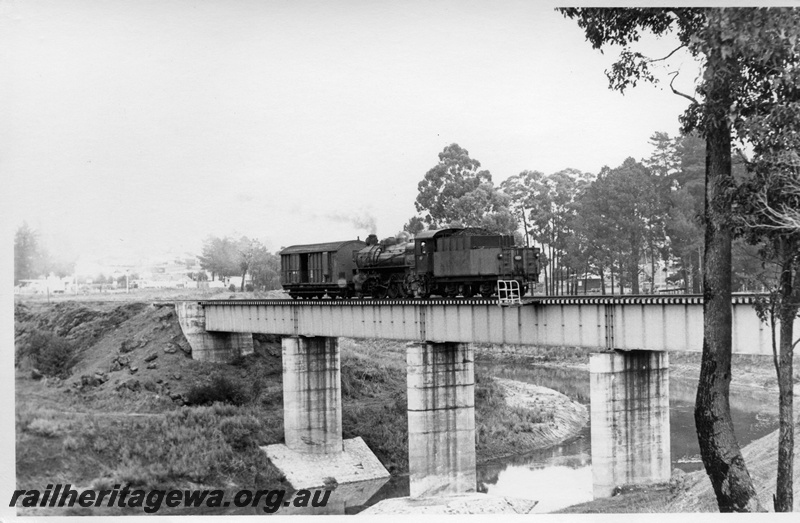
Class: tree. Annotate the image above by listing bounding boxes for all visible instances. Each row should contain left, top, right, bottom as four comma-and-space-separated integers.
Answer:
559, 7, 799, 511
14, 222, 39, 284
412, 143, 519, 236
735, 98, 800, 511
501, 170, 550, 286
198, 236, 239, 281
249, 247, 281, 291
664, 132, 705, 293
415, 144, 492, 228
403, 216, 426, 236
502, 169, 590, 294
576, 159, 665, 295
644, 131, 680, 179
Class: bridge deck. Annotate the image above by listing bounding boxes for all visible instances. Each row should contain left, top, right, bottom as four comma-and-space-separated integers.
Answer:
192, 295, 787, 355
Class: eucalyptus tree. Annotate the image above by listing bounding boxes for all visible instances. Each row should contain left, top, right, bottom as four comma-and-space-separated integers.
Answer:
14, 222, 39, 284
734, 63, 800, 510
561, 7, 800, 511
413, 143, 517, 236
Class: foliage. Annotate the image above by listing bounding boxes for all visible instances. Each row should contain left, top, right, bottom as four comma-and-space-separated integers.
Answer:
731, 44, 800, 511
198, 236, 239, 279
403, 216, 426, 235
14, 222, 38, 284
501, 169, 592, 294
198, 235, 280, 291
559, 6, 800, 512
245, 241, 281, 291
16, 330, 77, 378
413, 143, 518, 235
185, 375, 249, 407
14, 223, 75, 283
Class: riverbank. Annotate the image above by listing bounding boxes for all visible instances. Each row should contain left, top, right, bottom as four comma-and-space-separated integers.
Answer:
477, 344, 799, 398
476, 343, 800, 513
555, 417, 800, 513
14, 299, 589, 515
481, 378, 587, 462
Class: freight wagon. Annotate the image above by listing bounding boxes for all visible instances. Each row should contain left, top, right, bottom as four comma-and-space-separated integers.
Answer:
279, 239, 366, 299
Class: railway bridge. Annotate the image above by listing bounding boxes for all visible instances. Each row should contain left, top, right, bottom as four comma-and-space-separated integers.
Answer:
174, 294, 792, 500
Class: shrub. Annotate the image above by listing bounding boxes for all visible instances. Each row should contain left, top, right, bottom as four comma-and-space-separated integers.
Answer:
62, 436, 81, 451
16, 330, 78, 377
27, 418, 64, 438
218, 415, 261, 451
185, 375, 248, 406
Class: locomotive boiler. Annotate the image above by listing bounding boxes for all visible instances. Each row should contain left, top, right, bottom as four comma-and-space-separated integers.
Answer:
280, 227, 540, 299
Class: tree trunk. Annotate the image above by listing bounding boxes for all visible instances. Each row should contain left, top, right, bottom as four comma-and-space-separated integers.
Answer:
240, 269, 247, 292
584, 263, 590, 295
610, 265, 616, 295
542, 262, 549, 297
683, 257, 690, 294
600, 266, 606, 295
694, 106, 763, 512
774, 246, 798, 512
650, 244, 657, 294
630, 241, 641, 294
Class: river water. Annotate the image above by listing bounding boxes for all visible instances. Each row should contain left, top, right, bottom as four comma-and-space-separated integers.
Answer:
352, 361, 779, 514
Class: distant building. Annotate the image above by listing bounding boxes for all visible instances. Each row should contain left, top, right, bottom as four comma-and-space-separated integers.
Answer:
15, 275, 74, 294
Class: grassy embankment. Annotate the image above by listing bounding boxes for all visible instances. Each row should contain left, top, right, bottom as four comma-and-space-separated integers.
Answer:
478, 343, 800, 396
15, 299, 567, 515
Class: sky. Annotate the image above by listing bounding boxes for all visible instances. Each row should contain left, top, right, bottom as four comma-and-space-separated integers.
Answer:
3, 0, 705, 266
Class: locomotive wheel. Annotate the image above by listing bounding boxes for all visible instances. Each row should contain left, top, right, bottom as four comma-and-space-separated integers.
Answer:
461, 285, 474, 298
387, 283, 401, 299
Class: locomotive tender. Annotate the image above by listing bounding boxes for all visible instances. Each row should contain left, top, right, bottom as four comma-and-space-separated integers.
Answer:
280, 227, 540, 299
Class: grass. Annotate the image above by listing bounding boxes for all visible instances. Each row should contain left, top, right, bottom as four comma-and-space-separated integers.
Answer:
17, 401, 284, 493
475, 344, 594, 367
475, 373, 558, 461
15, 329, 78, 377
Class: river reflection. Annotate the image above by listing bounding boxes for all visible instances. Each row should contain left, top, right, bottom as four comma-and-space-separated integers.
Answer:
486, 464, 593, 513
470, 360, 779, 510
352, 360, 779, 514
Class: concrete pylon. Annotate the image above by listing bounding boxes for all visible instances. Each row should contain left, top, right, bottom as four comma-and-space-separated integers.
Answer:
590, 350, 670, 498
282, 336, 343, 454
406, 341, 476, 498
174, 302, 253, 362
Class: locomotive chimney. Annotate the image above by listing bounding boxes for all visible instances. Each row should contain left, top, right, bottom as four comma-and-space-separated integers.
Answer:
366, 234, 378, 246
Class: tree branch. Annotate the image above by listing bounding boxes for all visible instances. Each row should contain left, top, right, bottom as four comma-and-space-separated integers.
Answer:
647, 45, 686, 63
669, 71, 699, 104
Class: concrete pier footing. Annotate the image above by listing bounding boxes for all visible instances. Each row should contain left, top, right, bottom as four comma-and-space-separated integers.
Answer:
407, 341, 476, 498
282, 336, 343, 454
174, 302, 253, 362
590, 350, 671, 498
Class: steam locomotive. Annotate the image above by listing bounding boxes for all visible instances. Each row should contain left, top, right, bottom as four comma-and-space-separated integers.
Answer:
279, 227, 540, 299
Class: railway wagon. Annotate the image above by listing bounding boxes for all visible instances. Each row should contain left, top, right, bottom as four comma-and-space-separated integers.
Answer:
280, 239, 366, 298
